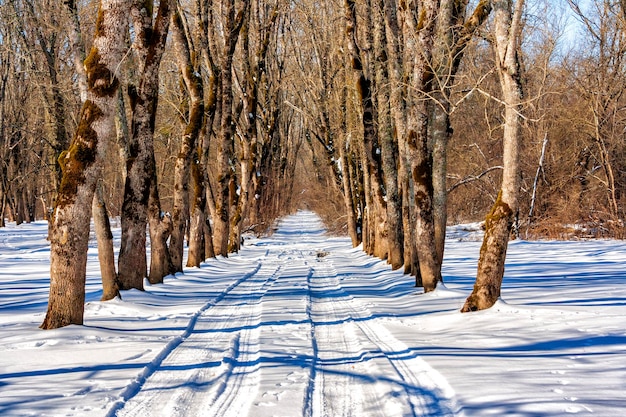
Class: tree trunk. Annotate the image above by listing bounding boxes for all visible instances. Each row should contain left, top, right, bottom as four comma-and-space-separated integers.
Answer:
93, 182, 119, 301
148, 170, 174, 284
375, 0, 403, 269
187, 153, 208, 266
340, 144, 360, 247
118, 0, 173, 288
213, 0, 246, 256
345, 0, 387, 260
403, 0, 442, 292
462, 0, 525, 312
41, 0, 129, 329
169, 10, 204, 271
65, 0, 120, 297
431, 0, 492, 265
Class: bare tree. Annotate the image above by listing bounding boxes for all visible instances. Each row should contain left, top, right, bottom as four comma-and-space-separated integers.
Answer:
41, 0, 130, 329
213, 0, 249, 256
400, 0, 442, 292
117, 0, 174, 288
169, 8, 205, 271
64, 0, 119, 301
462, 0, 525, 312
345, 0, 388, 259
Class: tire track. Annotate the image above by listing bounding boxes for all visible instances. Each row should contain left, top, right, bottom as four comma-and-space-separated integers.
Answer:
110, 258, 282, 417
305, 260, 392, 417
313, 257, 458, 417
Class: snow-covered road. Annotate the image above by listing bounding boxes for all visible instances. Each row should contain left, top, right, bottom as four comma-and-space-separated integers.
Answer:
112, 212, 455, 417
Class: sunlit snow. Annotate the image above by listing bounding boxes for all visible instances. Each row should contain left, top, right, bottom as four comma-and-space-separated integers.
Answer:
1, 211, 625, 416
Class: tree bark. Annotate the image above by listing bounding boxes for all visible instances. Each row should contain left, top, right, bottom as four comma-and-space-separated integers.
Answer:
375, 0, 403, 269
345, 0, 388, 260
213, 0, 247, 256
65, 0, 119, 298
41, 0, 129, 329
402, 0, 442, 292
93, 182, 119, 301
431, 0, 492, 264
169, 10, 205, 271
462, 0, 525, 312
118, 0, 173, 288
147, 169, 174, 284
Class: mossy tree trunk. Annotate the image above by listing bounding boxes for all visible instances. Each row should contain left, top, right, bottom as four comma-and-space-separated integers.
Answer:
169, 10, 205, 272
462, 0, 525, 312
118, 0, 173, 288
41, 0, 129, 329
65, 0, 119, 300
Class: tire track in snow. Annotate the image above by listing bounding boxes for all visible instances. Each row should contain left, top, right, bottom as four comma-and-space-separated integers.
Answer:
306, 258, 458, 417
306, 260, 395, 417
109, 258, 282, 417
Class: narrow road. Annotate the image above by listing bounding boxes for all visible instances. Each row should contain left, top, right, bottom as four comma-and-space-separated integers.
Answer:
110, 212, 456, 417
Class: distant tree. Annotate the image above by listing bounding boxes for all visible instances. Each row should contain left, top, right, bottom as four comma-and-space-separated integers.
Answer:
566, 0, 626, 222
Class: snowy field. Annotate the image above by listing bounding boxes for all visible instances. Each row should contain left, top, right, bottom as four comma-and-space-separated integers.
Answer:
1, 210, 625, 416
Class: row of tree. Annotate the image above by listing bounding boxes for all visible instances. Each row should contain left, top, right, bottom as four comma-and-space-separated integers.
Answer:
0, 0, 625, 329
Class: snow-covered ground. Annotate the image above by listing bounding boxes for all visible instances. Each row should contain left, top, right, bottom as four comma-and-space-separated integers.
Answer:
1, 211, 625, 416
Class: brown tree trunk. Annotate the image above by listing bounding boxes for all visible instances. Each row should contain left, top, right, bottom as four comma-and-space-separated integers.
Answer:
213, 0, 247, 256
340, 144, 360, 247
118, 0, 173, 288
41, 0, 129, 329
375, 0, 403, 269
169, 10, 204, 271
431, 0, 492, 265
148, 170, 174, 284
187, 153, 209, 267
345, 0, 387, 260
403, 0, 442, 292
462, 0, 525, 312
184, 1, 220, 265
93, 182, 119, 301
382, 0, 418, 277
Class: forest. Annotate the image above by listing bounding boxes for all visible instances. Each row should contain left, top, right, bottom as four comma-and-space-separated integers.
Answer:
1, 0, 625, 328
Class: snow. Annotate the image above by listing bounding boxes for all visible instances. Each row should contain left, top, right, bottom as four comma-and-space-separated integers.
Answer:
1, 211, 626, 416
